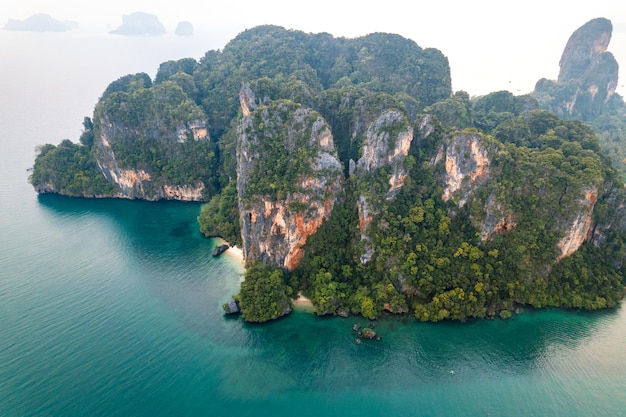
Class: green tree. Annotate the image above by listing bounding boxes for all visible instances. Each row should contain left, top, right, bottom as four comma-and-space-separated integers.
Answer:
238, 262, 292, 322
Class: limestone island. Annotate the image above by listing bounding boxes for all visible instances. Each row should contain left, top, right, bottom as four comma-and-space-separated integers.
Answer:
30, 20, 626, 324
175, 21, 194, 36
4, 13, 77, 32
109, 12, 165, 36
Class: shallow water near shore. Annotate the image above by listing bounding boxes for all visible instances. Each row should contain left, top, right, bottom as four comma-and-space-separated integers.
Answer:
1, 31, 626, 417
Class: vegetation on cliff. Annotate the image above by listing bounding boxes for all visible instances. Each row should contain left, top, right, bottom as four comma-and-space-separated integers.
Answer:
238, 262, 292, 323
532, 17, 626, 178
197, 181, 242, 246
94, 75, 219, 196
293, 109, 624, 321
29, 24, 626, 323
32, 25, 449, 201
29, 118, 117, 196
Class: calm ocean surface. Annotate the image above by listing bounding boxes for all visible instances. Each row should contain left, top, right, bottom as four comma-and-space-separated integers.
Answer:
1, 31, 625, 417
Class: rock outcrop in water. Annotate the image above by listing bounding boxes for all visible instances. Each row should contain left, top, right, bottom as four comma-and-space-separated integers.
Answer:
110, 12, 166, 36
175, 21, 194, 36
4, 14, 77, 32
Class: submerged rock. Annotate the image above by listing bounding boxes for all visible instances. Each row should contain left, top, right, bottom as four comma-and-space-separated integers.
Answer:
359, 327, 377, 339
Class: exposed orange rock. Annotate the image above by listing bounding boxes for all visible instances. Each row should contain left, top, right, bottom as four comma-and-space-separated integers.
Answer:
442, 135, 490, 204
117, 168, 150, 190
493, 214, 517, 235
557, 188, 597, 260
469, 139, 490, 182
387, 172, 408, 198
163, 183, 204, 201
284, 206, 327, 270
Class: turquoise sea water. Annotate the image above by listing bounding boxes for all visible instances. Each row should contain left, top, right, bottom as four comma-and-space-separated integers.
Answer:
1, 31, 626, 417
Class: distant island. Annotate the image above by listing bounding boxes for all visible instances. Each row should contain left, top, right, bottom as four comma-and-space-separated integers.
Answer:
30, 21, 626, 324
4, 13, 77, 32
109, 12, 165, 36
175, 21, 194, 36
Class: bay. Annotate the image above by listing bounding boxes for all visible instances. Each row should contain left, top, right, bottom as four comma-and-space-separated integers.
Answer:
1, 31, 625, 417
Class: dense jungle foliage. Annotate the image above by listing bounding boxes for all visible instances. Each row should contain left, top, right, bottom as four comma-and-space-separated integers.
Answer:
529, 17, 626, 178
286, 109, 625, 322
29, 118, 117, 196
29, 25, 626, 323
31, 25, 450, 200
534, 81, 626, 178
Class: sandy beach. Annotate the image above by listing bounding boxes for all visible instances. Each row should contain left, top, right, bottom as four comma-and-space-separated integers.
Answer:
292, 292, 314, 312
224, 244, 244, 264
218, 241, 313, 312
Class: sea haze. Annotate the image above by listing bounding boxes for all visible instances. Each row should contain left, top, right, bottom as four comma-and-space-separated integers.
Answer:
1, 30, 625, 417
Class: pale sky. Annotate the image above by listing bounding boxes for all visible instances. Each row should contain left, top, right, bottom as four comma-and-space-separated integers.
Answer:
3, 0, 626, 96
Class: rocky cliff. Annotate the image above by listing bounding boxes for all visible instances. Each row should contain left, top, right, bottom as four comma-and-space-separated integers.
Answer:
434, 132, 491, 207
431, 127, 617, 266
93, 113, 207, 201
431, 128, 626, 272
29, 24, 626, 322
354, 111, 426, 262
558, 18, 614, 84
237, 92, 343, 270
109, 12, 165, 36
90, 76, 215, 201
534, 18, 619, 120
433, 131, 518, 242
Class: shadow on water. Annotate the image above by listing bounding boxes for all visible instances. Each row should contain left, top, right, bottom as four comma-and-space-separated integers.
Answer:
217, 302, 623, 397
35, 194, 224, 263
36, 193, 243, 331
37, 193, 202, 238
35, 194, 624, 403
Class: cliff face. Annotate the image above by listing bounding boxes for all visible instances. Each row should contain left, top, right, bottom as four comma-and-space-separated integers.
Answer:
434, 132, 491, 207
237, 97, 343, 270
585, 183, 626, 269
93, 116, 147, 198
356, 110, 414, 199
556, 187, 597, 260
535, 18, 619, 120
354, 110, 426, 262
433, 132, 518, 243
479, 193, 516, 241
90, 78, 213, 201
236, 93, 432, 267
558, 18, 614, 84
93, 114, 207, 201
431, 131, 614, 265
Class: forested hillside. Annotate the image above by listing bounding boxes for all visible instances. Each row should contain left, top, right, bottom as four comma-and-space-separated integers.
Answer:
30, 24, 626, 323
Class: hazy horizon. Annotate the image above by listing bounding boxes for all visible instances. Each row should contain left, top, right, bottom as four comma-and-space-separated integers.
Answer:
2, 0, 626, 96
